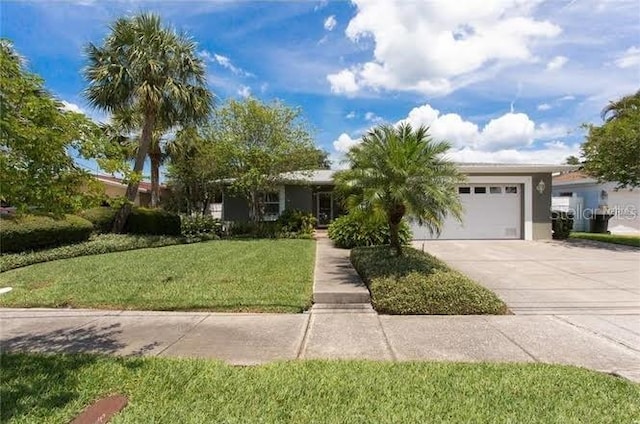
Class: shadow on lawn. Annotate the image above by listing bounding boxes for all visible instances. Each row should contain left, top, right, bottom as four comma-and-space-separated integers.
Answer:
1, 324, 155, 422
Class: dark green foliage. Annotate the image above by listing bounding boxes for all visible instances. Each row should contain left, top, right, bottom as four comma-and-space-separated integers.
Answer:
79, 207, 117, 233
351, 246, 507, 315
181, 215, 222, 238
277, 209, 316, 235
551, 210, 574, 240
327, 212, 412, 249
1, 234, 197, 271
582, 90, 640, 188
0, 214, 93, 253
123, 208, 181, 236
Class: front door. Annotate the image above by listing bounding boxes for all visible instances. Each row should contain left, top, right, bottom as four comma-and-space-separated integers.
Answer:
316, 192, 333, 227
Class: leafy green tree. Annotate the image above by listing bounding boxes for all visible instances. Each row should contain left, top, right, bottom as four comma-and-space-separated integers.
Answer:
84, 13, 213, 231
165, 127, 227, 215
0, 39, 103, 214
334, 123, 464, 256
564, 155, 581, 165
582, 91, 640, 188
212, 98, 320, 222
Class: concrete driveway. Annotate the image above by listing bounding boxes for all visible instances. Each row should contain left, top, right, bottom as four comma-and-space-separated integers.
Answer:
413, 239, 640, 315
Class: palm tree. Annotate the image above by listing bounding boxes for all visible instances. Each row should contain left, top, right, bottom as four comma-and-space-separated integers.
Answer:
601, 90, 640, 122
334, 123, 464, 256
84, 13, 213, 231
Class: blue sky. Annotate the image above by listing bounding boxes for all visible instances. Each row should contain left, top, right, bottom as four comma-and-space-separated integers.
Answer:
2, 0, 639, 172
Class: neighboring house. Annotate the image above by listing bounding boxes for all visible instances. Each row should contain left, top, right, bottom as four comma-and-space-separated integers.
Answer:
222, 164, 574, 241
94, 174, 169, 208
552, 171, 640, 234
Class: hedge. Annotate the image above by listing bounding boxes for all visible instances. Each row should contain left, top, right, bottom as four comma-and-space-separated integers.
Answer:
124, 208, 181, 236
0, 214, 94, 253
327, 212, 412, 249
351, 246, 508, 315
80, 207, 182, 236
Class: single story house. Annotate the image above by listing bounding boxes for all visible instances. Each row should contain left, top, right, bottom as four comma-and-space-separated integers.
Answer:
94, 174, 169, 208
552, 171, 639, 234
222, 164, 575, 240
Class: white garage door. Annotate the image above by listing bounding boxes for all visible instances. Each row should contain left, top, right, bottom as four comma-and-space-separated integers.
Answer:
411, 184, 522, 240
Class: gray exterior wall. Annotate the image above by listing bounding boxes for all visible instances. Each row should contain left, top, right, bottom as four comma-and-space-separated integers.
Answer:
222, 193, 250, 222
284, 185, 313, 212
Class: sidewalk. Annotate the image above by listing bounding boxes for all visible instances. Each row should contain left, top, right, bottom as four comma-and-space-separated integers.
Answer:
1, 237, 639, 382
1, 308, 639, 381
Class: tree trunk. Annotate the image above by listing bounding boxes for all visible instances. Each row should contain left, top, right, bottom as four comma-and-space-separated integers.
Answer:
149, 143, 161, 208
112, 112, 156, 233
388, 203, 406, 257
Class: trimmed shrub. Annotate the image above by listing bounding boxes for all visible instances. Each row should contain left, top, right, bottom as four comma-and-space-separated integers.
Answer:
0, 214, 93, 253
277, 209, 316, 235
351, 246, 507, 315
327, 212, 412, 249
1, 234, 189, 271
181, 215, 223, 238
552, 210, 574, 240
79, 207, 117, 233
124, 208, 181, 236
370, 271, 508, 315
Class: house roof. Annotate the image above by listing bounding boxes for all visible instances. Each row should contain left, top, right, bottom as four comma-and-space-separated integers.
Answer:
552, 170, 598, 186
94, 174, 166, 192
279, 164, 577, 185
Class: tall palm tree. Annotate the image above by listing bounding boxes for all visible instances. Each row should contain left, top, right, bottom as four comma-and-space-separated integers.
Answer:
601, 90, 640, 122
84, 13, 213, 231
334, 123, 464, 256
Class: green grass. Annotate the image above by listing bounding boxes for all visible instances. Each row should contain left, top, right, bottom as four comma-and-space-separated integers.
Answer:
0, 233, 217, 272
2, 353, 638, 423
351, 246, 507, 315
570, 232, 640, 247
0, 239, 315, 312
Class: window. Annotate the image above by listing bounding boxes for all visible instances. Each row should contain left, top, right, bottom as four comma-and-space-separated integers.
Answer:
262, 192, 280, 218
474, 187, 487, 194
559, 192, 573, 197
505, 186, 518, 194
489, 186, 502, 194
458, 187, 471, 194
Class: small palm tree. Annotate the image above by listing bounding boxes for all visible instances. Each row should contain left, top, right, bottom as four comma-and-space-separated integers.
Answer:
84, 13, 213, 231
601, 90, 640, 122
334, 123, 464, 256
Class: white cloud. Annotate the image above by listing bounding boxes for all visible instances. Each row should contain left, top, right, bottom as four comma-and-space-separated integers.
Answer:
333, 132, 361, 153
237, 85, 251, 98
364, 111, 383, 123
60, 101, 83, 114
537, 103, 552, 111
327, 69, 359, 94
328, 0, 561, 96
447, 141, 580, 164
324, 15, 337, 31
546, 55, 568, 71
345, 111, 357, 119
615, 46, 640, 69
332, 102, 578, 165
199, 50, 252, 77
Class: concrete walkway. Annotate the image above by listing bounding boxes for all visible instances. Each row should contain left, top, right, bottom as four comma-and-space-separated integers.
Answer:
1, 308, 638, 381
1, 237, 639, 382
312, 231, 371, 306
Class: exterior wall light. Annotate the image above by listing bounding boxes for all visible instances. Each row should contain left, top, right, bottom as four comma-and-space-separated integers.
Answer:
536, 179, 546, 194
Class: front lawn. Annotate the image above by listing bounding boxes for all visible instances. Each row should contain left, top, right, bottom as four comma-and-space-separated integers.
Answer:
0, 239, 314, 312
3, 353, 638, 423
570, 232, 640, 247
351, 246, 507, 315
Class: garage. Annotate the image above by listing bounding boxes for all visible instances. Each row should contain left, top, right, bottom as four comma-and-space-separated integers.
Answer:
411, 183, 523, 240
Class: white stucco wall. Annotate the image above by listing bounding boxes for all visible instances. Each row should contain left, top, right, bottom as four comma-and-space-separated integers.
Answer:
552, 181, 640, 234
